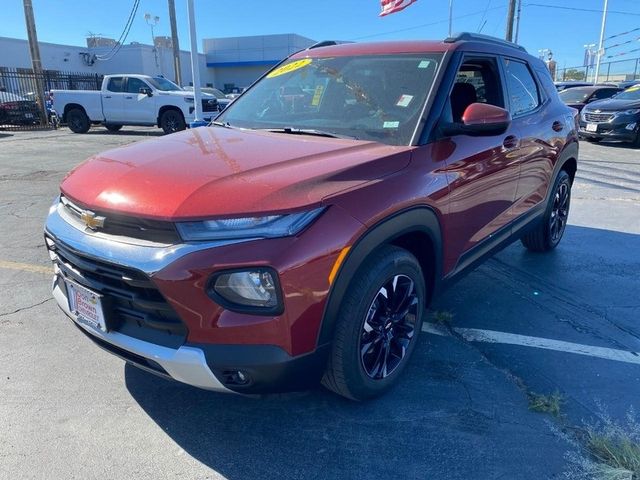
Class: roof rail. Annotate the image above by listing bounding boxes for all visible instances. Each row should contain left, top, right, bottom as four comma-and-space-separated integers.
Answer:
444, 32, 527, 52
308, 41, 339, 50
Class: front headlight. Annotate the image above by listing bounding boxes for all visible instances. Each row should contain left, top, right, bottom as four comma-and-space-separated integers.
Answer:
210, 268, 281, 313
176, 207, 325, 241
615, 108, 640, 116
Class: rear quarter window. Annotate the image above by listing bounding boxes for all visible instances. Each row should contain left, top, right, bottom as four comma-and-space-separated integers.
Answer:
503, 59, 541, 116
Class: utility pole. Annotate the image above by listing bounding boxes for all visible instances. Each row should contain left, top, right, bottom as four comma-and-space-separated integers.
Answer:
187, 0, 205, 127
22, 0, 47, 125
505, 0, 517, 42
448, 0, 453, 37
168, 0, 182, 85
593, 0, 609, 85
514, 0, 523, 44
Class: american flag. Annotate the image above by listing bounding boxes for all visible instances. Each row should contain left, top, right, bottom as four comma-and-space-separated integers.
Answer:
380, 0, 418, 17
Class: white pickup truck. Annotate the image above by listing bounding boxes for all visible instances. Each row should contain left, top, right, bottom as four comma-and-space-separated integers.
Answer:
52, 74, 220, 134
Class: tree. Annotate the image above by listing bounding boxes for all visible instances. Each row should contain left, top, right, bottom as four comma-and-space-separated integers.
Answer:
563, 68, 586, 81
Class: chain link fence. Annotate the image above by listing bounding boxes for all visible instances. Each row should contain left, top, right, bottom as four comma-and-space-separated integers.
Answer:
0, 68, 103, 131
555, 57, 640, 84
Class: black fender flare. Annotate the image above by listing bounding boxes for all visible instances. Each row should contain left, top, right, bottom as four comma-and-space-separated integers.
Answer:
545, 141, 578, 204
316, 206, 443, 346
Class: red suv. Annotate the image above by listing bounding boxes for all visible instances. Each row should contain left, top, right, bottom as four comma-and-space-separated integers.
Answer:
45, 34, 578, 400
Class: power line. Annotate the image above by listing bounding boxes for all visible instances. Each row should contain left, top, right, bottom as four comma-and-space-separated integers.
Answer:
95, 0, 140, 61
353, 5, 506, 40
524, 3, 640, 17
605, 26, 640, 42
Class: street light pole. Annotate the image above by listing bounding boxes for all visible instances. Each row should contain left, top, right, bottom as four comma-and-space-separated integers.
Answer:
187, 0, 205, 127
593, 0, 609, 85
144, 13, 160, 72
514, 0, 523, 44
448, 0, 453, 37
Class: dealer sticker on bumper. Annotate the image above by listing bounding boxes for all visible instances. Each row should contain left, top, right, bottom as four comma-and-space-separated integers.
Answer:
66, 280, 107, 332
586, 123, 598, 132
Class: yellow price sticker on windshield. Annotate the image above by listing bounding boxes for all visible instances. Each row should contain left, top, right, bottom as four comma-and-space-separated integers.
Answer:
627, 86, 640, 92
311, 85, 324, 106
267, 59, 312, 78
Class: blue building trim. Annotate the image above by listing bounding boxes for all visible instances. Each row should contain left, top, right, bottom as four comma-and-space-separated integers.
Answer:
206, 60, 280, 68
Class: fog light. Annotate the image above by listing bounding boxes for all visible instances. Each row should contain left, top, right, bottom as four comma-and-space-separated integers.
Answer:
210, 268, 282, 313
221, 369, 251, 386
626, 123, 637, 131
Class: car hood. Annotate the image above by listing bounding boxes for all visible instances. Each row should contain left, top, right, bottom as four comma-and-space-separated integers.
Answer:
61, 127, 412, 220
585, 98, 640, 111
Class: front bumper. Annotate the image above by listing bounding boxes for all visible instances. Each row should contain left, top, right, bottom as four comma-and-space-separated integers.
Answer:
579, 117, 639, 142
45, 198, 360, 393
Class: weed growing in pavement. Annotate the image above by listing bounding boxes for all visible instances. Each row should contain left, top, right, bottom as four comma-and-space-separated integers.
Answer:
528, 390, 564, 417
432, 310, 454, 326
564, 407, 640, 480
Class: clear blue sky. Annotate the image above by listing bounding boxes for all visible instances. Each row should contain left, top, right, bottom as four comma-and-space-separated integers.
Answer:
2, 0, 640, 68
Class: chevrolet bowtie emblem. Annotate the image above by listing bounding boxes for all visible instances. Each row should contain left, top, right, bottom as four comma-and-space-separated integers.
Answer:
80, 210, 106, 230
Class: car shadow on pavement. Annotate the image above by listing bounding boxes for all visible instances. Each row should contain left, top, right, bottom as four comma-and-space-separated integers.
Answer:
125, 331, 574, 479
84, 129, 164, 137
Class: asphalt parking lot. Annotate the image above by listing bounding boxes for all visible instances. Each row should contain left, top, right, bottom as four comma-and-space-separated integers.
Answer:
1, 127, 639, 479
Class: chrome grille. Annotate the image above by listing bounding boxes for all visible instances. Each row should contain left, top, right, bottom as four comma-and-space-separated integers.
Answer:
584, 112, 614, 123
47, 235, 187, 348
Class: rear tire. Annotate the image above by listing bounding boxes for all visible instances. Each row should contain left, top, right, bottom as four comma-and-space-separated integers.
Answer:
66, 108, 90, 134
322, 245, 426, 401
105, 124, 122, 132
160, 109, 185, 134
521, 170, 572, 252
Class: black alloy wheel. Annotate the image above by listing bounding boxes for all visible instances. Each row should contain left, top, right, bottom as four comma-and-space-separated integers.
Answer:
359, 274, 418, 379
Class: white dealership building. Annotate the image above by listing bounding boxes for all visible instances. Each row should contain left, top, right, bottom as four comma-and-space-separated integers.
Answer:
0, 33, 315, 92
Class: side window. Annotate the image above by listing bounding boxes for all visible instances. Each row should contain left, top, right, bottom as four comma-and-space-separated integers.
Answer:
107, 77, 124, 93
503, 59, 540, 116
127, 78, 148, 94
593, 88, 618, 100
448, 57, 504, 123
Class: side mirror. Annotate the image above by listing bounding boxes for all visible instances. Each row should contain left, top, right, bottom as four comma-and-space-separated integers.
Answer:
442, 103, 512, 137
139, 87, 153, 97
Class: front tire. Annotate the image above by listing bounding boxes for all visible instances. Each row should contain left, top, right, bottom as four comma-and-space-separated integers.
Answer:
160, 109, 185, 134
322, 245, 426, 401
66, 108, 90, 133
521, 170, 572, 252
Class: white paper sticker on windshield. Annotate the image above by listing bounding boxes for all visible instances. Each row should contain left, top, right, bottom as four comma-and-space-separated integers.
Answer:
418, 60, 430, 69
383, 121, 400, 129
396, 94, 414, 107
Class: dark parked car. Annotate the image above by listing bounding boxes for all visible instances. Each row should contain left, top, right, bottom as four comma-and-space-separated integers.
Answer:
579, 85, 640, 145
555, 81, 593, 92
614, 80, 640, 90
182, 86, 231, 111
559, 85, 622, 111
0, 91, 40, 125
45, 33, 579, 400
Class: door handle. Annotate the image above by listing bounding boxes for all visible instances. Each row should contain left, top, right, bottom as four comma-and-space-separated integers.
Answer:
125, 96, 133, 99
503, 135, 519, 149
104, 95, 112, 99
552, 121, 564, 132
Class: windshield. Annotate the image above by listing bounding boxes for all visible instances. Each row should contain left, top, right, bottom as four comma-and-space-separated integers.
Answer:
217, 53, 442, 146
559, 88, 592, 103
613, 85, 640, 101
148, 77, 182, 91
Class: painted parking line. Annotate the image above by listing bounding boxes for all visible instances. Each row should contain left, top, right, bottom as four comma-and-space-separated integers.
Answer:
0, 260, 51, 275
422, 323, 640, 366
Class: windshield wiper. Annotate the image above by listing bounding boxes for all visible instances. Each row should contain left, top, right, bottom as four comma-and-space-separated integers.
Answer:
260, 127, 356, 139
212, 121, 234, 129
